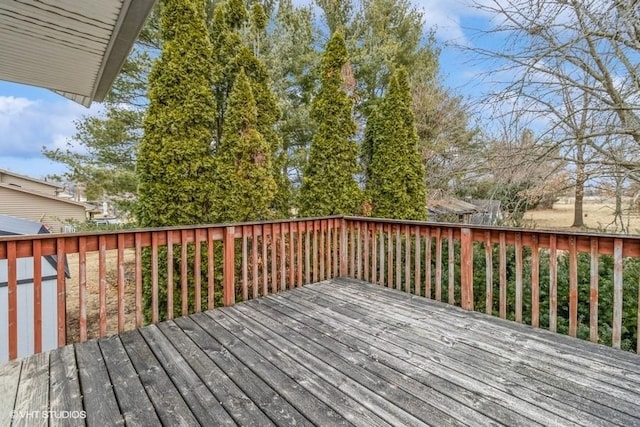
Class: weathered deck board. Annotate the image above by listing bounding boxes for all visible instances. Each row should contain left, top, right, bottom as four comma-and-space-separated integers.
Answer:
156, 320, 274, 426
138, 325, 235, 426
12, 352, 48, 427
75, 340, 123, 426
212, 308, 428, 427
2, 278, 640, 426
98, 335, 159, 427
191, 312, 352, 426
118, 330, 199, 426
297, 282, 640, 426
0, 359, 21, 427
173, 316, 311, 426
49, 345, 83, 427
325, 279, 640, 398
314, 284, 640, 425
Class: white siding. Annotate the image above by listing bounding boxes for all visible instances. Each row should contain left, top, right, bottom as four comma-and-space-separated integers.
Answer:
0, 173, 59, 195
0, 186, 86, 232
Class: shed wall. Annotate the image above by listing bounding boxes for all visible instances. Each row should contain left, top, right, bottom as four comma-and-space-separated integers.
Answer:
0, 257, 58, 361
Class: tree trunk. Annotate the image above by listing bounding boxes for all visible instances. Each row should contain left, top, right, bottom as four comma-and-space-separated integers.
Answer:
572, 144, 586, 228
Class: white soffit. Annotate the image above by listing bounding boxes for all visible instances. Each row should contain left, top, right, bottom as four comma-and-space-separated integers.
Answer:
0, 0, 155, 107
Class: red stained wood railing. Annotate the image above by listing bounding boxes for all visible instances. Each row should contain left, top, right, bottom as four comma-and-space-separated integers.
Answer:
0, 217, 340, 361
340, 216, 640, 356
2, 215, 640, 361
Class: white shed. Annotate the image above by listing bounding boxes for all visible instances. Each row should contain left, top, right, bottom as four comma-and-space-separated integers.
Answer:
0, 215, 69, 361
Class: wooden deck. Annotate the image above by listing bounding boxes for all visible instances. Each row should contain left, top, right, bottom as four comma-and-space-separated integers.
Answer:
2, 278, 640, 427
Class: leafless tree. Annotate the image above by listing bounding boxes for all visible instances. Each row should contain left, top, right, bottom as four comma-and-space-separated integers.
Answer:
469, 0, 639, 144
464, 0, 640, 227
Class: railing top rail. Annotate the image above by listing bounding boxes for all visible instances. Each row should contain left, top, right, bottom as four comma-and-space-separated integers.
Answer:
343, 216, 640, 241
0, 215, 345, 243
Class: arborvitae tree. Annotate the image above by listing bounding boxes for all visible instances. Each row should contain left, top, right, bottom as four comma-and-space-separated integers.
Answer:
136, 0, 215, 321
299, 31, 362, 216
211, 0, 290, 217
212, 70, 277, 222
367, 67, 426, 220
137, 0, 216, 227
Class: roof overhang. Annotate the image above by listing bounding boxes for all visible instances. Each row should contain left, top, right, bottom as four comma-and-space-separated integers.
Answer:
0, 0, 156, 107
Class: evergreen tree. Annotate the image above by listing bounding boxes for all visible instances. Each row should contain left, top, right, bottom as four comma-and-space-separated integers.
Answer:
211, 0, 290, 217
367, 67, 426, 220
266, 0, 319, 193
299, 31, 362, 216
212, 70, 277, 222
137, 0, 216, 227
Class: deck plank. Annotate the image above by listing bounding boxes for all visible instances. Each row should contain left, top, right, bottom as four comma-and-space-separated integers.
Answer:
247, 297, 530, 427
231, 301, 479, 426
215, 307, 430, 427
283, 286, 593, 427
336, 277, 640, 371
264, 290, 541, 427
0, 359, 21, 427
192, 312, 354, 426
49, 345, 84, 427
312, 280, 640, 424
138, 324, 235, 426
306, 281, 640, 425
320, 282, 640, 424
325, 279, 640, 401
328, 280, 640, 383
156, 320, 274, 426
12, 352, 49, 427
98, 335, 160, 427
173, 315, 313, 427
75, 340, 124, 426
118, 329, 199, 427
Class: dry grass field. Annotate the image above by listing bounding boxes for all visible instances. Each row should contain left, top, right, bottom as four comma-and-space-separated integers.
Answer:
523, 197, 640, 233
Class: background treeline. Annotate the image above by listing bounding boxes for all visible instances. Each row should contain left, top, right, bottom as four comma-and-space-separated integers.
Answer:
44, 0, 474, 223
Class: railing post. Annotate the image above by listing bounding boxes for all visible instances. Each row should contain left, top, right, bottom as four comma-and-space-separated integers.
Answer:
8, 241, 17, 360
340, 218, 348, 277
223, 226, 236, 306
460, 228, 474, 311
57, 237, 67, 347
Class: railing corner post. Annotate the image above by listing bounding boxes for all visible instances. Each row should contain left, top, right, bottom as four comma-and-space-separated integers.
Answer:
223, 226, 236, 307
461, 228, 474, 311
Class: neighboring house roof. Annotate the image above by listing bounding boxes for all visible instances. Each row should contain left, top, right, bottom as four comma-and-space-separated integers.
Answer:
0, 0, 156, 107
0, 183, 88, 209
0, 168, 63, 191
428, 198, 486, 217
0, 214, 70, 279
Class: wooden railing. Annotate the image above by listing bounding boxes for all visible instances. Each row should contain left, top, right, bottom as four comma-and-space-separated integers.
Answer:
1, 215, 639, 361
342, 217, 640, 353
0, 217, 342, 361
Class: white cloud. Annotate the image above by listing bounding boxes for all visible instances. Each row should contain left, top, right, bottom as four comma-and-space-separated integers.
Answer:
0, 96, 35, 115
413, 0, 490, 44
0, 96, 100, 164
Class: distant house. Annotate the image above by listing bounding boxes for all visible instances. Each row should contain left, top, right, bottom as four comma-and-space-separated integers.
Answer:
0, 215, 69, 361
427, 198, 486, 224
0, 168, 62, 196
470, 199, 503, 225
0, 183, 88, 232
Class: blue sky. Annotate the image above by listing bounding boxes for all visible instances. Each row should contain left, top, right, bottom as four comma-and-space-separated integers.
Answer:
0, 0, 492, 180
